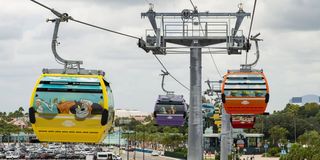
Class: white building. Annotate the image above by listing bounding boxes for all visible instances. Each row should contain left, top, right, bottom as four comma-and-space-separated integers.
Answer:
115, 109, 150, 121
9, 117, 29, 129
289, 94, 320, 106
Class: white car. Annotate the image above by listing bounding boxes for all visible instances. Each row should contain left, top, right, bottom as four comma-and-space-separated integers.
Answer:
115, 155, 122, 160
5, 151, 20, 159
0, 152, 5, 159
151, 150, 160, 156
108, 146, 114, 150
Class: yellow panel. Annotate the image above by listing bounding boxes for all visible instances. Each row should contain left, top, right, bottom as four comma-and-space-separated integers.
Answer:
32, 114, 112, 143
98, 76, 109, 110
30, 74, 44, 107
213, 114, 220, 119
214, 121, 221, 125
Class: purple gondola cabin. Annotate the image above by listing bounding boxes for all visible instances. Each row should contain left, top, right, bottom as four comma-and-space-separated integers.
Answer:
154, 94, 187, 126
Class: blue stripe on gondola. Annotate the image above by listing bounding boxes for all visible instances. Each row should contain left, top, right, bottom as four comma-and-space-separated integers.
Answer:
37, 84, 102, 90
202, 103, 214, 109
42, 76, 100, 82
36, 88, 103, 93
227, 77, 263, 80
40, 81, 100, 86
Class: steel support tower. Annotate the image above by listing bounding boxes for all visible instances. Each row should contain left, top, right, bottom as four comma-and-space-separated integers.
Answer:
139, 5, 251, 160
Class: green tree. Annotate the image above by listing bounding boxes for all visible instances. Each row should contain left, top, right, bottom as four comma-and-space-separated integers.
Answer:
299, 103, 320, 118
121, 118, 141, 131
0, 120, 21, 142
163, 127, 179, 133
283, 103, 299, 115
298, 130, 320, 146
144, 115, 153, 122
284, 142, 320, 160
23, 127, 34, 134
269, 125, 289, 145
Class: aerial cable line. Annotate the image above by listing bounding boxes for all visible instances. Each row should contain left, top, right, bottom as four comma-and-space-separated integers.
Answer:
192, 5, 223, 78
186, 0, 223, 78
70, 19, 140, 40
245, 0, 258, 65
189, 0, 197, 10
209, 53, 223, 78
140, 0, 190, 91
153, 54, 190, 91
248, 0, 258, 38
31, 0, 189, 90
31, 0, 141, 40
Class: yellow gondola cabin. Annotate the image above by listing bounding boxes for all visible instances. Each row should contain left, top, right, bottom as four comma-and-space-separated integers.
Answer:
29, 73, 114, 143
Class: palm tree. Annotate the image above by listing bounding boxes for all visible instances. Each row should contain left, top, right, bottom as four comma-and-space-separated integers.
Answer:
18, 107, 25, 113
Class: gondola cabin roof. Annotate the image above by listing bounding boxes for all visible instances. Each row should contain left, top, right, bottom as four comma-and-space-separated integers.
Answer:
157, 94, 185, 104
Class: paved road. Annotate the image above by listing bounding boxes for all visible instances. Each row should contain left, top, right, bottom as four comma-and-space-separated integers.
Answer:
103, 146, 180, 160
102, 147, 281, 160
239, 154, 279, 160
120, 151, 180, 160
205, 154, 280, 160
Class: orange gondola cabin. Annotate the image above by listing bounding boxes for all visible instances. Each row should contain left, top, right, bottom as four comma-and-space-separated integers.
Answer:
221, 70, 269, 114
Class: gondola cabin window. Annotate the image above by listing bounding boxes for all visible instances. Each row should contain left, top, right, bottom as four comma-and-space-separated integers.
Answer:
33, 76, 104, 118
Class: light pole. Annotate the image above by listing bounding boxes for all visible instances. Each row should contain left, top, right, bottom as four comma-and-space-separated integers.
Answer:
127, 131, 130, 160
294, 115, 297, 143
134, 131, 136, 160
263, 140, 269, 157
143, 129, 145, 160
118, 126, 121, 156
108, 132, 110, 145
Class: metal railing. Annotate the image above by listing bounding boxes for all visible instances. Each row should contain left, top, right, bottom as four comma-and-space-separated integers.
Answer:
144, 21, 245, 51
164, 21, 228, 38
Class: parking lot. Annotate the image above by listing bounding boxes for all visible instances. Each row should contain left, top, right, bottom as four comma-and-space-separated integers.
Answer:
0, 142, 121, 159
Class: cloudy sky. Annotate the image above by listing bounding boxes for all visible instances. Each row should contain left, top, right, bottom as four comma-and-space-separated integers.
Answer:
0, 0, 319, 113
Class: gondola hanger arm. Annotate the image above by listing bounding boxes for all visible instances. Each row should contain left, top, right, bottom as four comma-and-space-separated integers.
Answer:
241, 33, 262, 70
160, 70, 174, 95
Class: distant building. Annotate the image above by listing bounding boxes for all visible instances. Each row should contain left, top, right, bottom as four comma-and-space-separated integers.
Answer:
203, 128, 264, 154
289, 94, 320, 106
9, 117, 29, 129
0, 132, 36, 143
115, 109, 150, 122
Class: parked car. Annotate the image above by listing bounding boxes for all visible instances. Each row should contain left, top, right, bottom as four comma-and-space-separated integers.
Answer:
108, 146, 114, 149
115, 154, 122, 160
0, 152, 5, 159
5, 151, 20, 159
55, 154, 66, 159
25, 152, 40, 159
151, 150, 161, 156
97, 152, 119, 160
39, 152, 50, 159
125, 146, 135, 152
